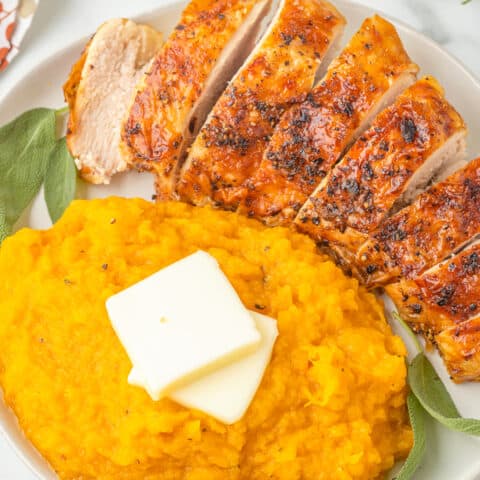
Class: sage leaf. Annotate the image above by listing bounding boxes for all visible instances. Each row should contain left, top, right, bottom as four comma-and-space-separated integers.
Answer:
393, 312, 422, 355
0, 108, 56, 242
408, 353, 480, 435
395, 393, 426, 480
0, 203, 8, 241
44, 137, 77, 223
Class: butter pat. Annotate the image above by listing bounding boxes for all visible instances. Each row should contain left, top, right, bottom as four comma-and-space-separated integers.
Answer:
106, 251, 261, 400
129, 311, 278, 424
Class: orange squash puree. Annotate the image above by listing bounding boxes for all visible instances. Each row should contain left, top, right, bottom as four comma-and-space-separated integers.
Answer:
0, 198, 412, 479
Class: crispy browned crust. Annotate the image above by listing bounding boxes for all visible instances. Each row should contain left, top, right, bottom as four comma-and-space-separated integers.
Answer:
122, 0, 259, 199
295, 77, 466, 263
239, 15, 418, 225
176, 0, 346, 209
357, 157, 480, 286
63, 37, 92, 152
387, 242, 480, 330
436, 317, 480, 383
387, 241, 480, 382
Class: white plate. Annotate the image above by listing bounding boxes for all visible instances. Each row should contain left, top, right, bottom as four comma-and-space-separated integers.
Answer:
0, 1, 480, 479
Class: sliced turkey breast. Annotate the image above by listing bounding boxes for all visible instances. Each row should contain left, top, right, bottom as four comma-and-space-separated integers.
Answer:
177, 0, 346, 209
295, 77, 467, 269
122, 0, 272, 199
64, 19, 163, 184
436, 316, 480, 383
387, 239, 480, 382
357, 157, 480, 287
239, 15, 418, 225
387, 239, 480, 335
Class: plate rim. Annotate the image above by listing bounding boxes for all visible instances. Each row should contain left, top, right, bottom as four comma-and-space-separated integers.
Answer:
2, 0, 480, 109
1, 1, 480, 479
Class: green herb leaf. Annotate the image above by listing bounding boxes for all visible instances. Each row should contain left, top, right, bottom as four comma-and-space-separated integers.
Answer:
44, 137, 77, 223
408, 353, 480, 435
0, 108, 57, 243
393, 312, 422, 355
395, 393, 426, 480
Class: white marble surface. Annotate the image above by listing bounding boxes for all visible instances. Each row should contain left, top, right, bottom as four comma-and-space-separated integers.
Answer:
0, 0, 479, 478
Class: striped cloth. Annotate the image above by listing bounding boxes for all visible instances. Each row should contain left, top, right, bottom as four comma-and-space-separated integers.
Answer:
0, 0, 39, 71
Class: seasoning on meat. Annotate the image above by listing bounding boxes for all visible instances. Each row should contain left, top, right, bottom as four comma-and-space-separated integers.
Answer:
295, 77, 467, 269
239, 15, 418, 225
122, 0, 272, 198
177, 0, 346, 209
358, 157, 480, 286
387, 239, 480, 382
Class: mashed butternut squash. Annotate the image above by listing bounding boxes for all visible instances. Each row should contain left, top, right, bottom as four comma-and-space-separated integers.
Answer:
0, 198, 412, 479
